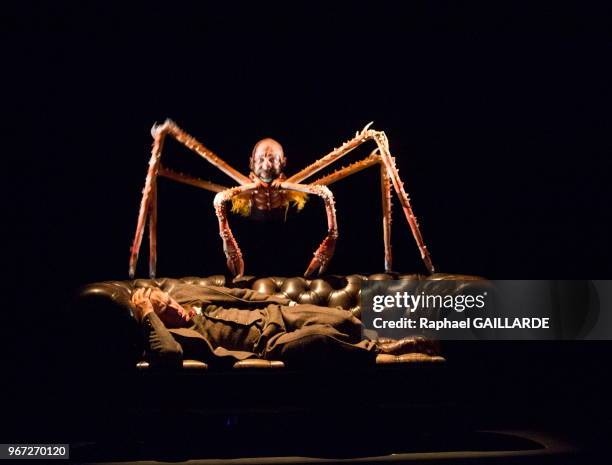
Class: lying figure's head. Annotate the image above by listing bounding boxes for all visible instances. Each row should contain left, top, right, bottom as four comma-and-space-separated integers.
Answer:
250, 138, 286, 183
131, 288, 193, 328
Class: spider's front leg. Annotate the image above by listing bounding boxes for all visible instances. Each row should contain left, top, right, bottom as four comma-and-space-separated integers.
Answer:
277, 181, 338, 276
213, 184, 257, 277
294, 123, 435, 274
129, 119, 246, 278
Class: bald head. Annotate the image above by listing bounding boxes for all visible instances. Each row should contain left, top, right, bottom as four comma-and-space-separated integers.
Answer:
250, 138, 286, 182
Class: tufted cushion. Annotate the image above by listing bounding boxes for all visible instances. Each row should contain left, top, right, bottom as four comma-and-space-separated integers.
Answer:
97, 272, 482, 316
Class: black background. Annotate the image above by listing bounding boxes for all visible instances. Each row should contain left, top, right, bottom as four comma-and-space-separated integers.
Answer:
5, 1, 612, 292
2, 0, 612, 451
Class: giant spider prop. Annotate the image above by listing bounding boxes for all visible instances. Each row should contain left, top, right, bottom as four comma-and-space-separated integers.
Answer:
129, 120, 434, 278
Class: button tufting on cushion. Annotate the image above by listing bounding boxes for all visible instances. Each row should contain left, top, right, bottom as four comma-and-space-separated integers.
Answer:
309, 279, 333, 301
327, 289, 354, 309
280, 277, 308, 301
252, 278, 278, 295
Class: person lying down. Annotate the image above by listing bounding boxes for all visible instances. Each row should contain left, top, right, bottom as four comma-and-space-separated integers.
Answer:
130, 284, 439, 369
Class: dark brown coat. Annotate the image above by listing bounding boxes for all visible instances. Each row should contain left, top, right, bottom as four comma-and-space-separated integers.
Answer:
142, 283, 378, 368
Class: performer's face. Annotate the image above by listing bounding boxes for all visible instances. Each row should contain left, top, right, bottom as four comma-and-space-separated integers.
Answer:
250, 138, 285, 183
149, 289, 192, 328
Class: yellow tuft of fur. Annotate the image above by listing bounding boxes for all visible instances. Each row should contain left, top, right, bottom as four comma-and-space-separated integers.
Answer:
285, 190, 309, 211
230, 190, 308, 217
231, 193, 252, 217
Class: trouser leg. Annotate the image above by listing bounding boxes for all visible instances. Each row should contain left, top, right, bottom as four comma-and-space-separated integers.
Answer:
278, 304, 366, 338
262, 312, 378, 368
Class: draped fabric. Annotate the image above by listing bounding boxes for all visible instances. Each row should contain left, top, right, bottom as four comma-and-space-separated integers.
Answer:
142, 283, 378, 368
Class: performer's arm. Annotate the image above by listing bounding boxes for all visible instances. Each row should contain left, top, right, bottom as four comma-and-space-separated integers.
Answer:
207, 286, 293, 306
142, 312, 183, 368
131, 288, 183, 369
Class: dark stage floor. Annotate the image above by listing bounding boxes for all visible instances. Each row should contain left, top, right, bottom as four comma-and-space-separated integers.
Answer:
71, 429, 582, 464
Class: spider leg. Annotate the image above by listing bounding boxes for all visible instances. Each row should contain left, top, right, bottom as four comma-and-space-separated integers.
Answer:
277, 181, 338, 276
311, 152, 393, 272
372, 131, 434, 273
131, 168, 229, 278
158, 167, 229, 193
214, 183, 258, 277
148, 179, 158, 278
129, 128, 166, 278
380, 165, 393, 272
310, 153, 379, 186
129, 119, 243, 278
286, 122, 374, 184
285, 123, 433, 273
152, 119, 251, 185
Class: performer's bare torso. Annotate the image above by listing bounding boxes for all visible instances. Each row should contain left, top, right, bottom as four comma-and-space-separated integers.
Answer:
250, 183, 288, 211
